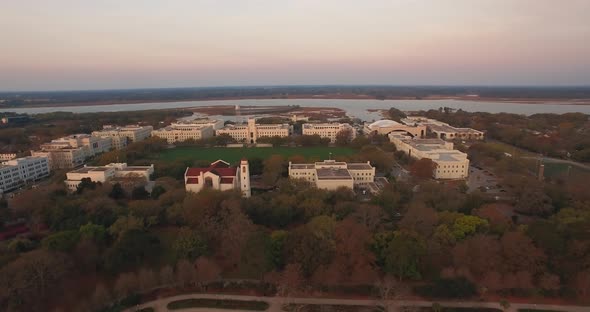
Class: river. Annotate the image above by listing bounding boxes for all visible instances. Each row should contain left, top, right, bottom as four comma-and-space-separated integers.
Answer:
1, 99, 589, 121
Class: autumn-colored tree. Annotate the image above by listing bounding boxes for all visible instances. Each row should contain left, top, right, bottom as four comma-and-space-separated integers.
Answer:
286, 216, 336, 276
113, 272, 138, 300
159, 265, 175, 287
499, 231, 547, 275
194, 257, 222, 288
138, 268, 158, 292
335, 128, 354, 146
262, 154, 286, 185
90, 283, 112, 311
399, 202, 439, 237
452, 235, 502, 279
410, 158, 436, 179
276, 263, 306, 296
175, 259, 197, 287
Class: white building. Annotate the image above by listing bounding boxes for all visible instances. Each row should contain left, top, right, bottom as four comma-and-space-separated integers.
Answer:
389, 133, 470, 179
216, 119, 292, 144
0, 153, 17, 161
92, 125, 153, 150
31, 134, 113, 170
184, 159, 251, 198
0, 156, 50, 194
288, 160, 376, 191
152, 123, 215, 143
64, 163, 154, 191
175, 118, 225, 130
401, 117, 484, 140
302, 123, 356, 143
364, 119, 426, 138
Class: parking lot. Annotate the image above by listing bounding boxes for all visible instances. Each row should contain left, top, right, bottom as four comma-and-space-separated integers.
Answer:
467, 166, 509, 198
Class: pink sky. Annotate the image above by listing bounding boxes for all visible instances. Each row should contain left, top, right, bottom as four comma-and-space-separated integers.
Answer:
1, 0, 589, 91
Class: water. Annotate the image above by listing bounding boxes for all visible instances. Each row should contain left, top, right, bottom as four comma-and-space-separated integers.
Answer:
1, 99, 589, 121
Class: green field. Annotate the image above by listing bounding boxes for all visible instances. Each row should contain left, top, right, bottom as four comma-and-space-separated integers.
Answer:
542, 161, 590, 179
155, 146, 357, 163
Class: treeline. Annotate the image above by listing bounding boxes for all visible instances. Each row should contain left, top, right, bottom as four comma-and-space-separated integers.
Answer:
421, 108, 590, 162
3, 86, 590, 107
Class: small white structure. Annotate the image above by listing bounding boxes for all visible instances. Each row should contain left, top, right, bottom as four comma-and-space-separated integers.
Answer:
364, 119, 426, 138
288, 160, 376, 191
216, 119, 292, 144
401, 117, 484, 140
64, 163, 154, 191
302, 123, 356, 143
0, 156, 50, 194
184, 159, 251, 197
389, 133, 470, 179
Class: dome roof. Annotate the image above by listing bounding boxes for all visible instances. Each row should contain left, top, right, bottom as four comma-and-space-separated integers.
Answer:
369, 119, 401, 128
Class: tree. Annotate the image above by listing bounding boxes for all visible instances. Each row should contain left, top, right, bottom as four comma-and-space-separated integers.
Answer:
175, 259, 197, 287
335, 128, 353, 146
108, 215, 145, 240
104, 229, 161, 272
138, 268, 158, 292
388, 107, 407, 122
91, 283, 112, 311
194, 257, 221, 288
159, 265, 175, 287
450, 215, 489, 240
262, 155, 285, 185
131, 186, 149, 200
270, 230, 288, 269
151, 185, 167, 199
113, 272, 138, 300
276, 263, 306, 296
399, 203, 438, 237
500, 299, 510, 311
514, 186, 554, 216
109, 183, 126, 199
42, 230, 80, 252
383, 231, 427, 280
286, 216, 336, 276
410, 158, 437, 179
79, 222, 107, 246
76, 177, 99, 194
173, 227, 208, 261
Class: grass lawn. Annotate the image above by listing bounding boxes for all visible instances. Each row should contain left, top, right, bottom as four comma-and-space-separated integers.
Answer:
167, 298, 269, 310
155, 146, 357, 163
542, 161, 590, 179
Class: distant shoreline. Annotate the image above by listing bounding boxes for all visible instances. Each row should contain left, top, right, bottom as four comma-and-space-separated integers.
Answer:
3, 94, 590, 109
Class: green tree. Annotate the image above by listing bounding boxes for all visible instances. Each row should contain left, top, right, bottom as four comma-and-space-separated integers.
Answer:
109, 183, 126, 199
105, 229, 161, 272
173, 227, 208, 261
42, 230, 80, 252
270, 230, 288, 269
383, 231, 426, 280
79, 222, 108, 245
131, 186, 149, 200
451, 215, 489, 240
151, 185, 167, 199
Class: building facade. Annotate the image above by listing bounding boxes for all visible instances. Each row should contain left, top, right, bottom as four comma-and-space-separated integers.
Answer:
389, 133, 470, 179
184, 159, 251, 197
364, 119, 426, 138
0, 156, 50, 194
92, 125, 153, 149
152, 123, 215, 143
288, 160, 376, 191
64, 163, 154, 191
402, 117, 484, 140
216, 119, 292, 144
302, 123, 356, 143
175, 118, 225, 130
31, 134, 112, 170
0, 153, 17, 161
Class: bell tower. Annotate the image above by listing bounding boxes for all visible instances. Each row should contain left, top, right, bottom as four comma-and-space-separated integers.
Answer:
239, 158, 251, 198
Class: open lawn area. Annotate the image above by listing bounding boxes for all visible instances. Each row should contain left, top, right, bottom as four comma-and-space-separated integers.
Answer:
542, 162, 590, 179
155, 146, 357, 163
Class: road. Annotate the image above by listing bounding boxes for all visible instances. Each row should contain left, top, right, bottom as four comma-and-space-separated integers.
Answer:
128, 293, 588, 312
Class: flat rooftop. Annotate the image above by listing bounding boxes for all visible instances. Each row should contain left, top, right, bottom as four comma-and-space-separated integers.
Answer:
347, 163, 373, 170
290, 164, 315, 169
316, 168, 353, 180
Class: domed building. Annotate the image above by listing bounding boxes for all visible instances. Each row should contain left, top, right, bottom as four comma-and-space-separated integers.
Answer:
364, 119, 426, 138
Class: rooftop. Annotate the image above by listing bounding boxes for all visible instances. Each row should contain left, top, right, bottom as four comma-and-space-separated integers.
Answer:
316, 168, 353, 180
347, 163, 373, 170
368, 119, 402, 128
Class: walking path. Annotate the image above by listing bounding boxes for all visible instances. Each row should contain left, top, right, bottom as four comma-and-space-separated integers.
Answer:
128, 293, 588, 312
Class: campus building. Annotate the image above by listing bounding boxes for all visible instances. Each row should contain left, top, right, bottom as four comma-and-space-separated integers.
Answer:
364, 119, 426, 138
31, 134, 112, 170
401, 117, 484, 140
0, 153, 16, 161
64, 162, 154, 192
184, 159, 251, 198
215, 119, 292, 144
288, 160, 376, 191
175, 118, 225, 130
0, 156, 50, 194
389, 133, 470, 179
152, 123, 215, 143
92, 125, 153, 150
302, 123, 356, 143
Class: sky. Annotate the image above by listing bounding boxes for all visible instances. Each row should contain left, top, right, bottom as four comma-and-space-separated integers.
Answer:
1, 0, 590, 91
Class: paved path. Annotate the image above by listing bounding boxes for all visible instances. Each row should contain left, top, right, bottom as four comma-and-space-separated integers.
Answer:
128, 293, 588, 312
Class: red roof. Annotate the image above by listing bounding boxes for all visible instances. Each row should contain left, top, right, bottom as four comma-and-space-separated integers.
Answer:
220, 177, 234, 184
186, 178, 199, 184
185, 161, 237, 178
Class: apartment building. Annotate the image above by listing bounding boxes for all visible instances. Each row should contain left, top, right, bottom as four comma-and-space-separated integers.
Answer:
402, 117, 484, 140
184, 159, 251, 198
152, 123, 215, 143
389, 133, 470, 179
31, 134, 112, 170
92, 125, 153, 149
64, 162, 154, 191
302, 123, 356, 143
216, 119, 292, 144
0, 156, 50, 194
288, 159, 376, 191
364, 119, 426, 138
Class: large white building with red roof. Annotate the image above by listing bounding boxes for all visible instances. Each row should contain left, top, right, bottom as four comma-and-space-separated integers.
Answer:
184, 159, 251, 197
